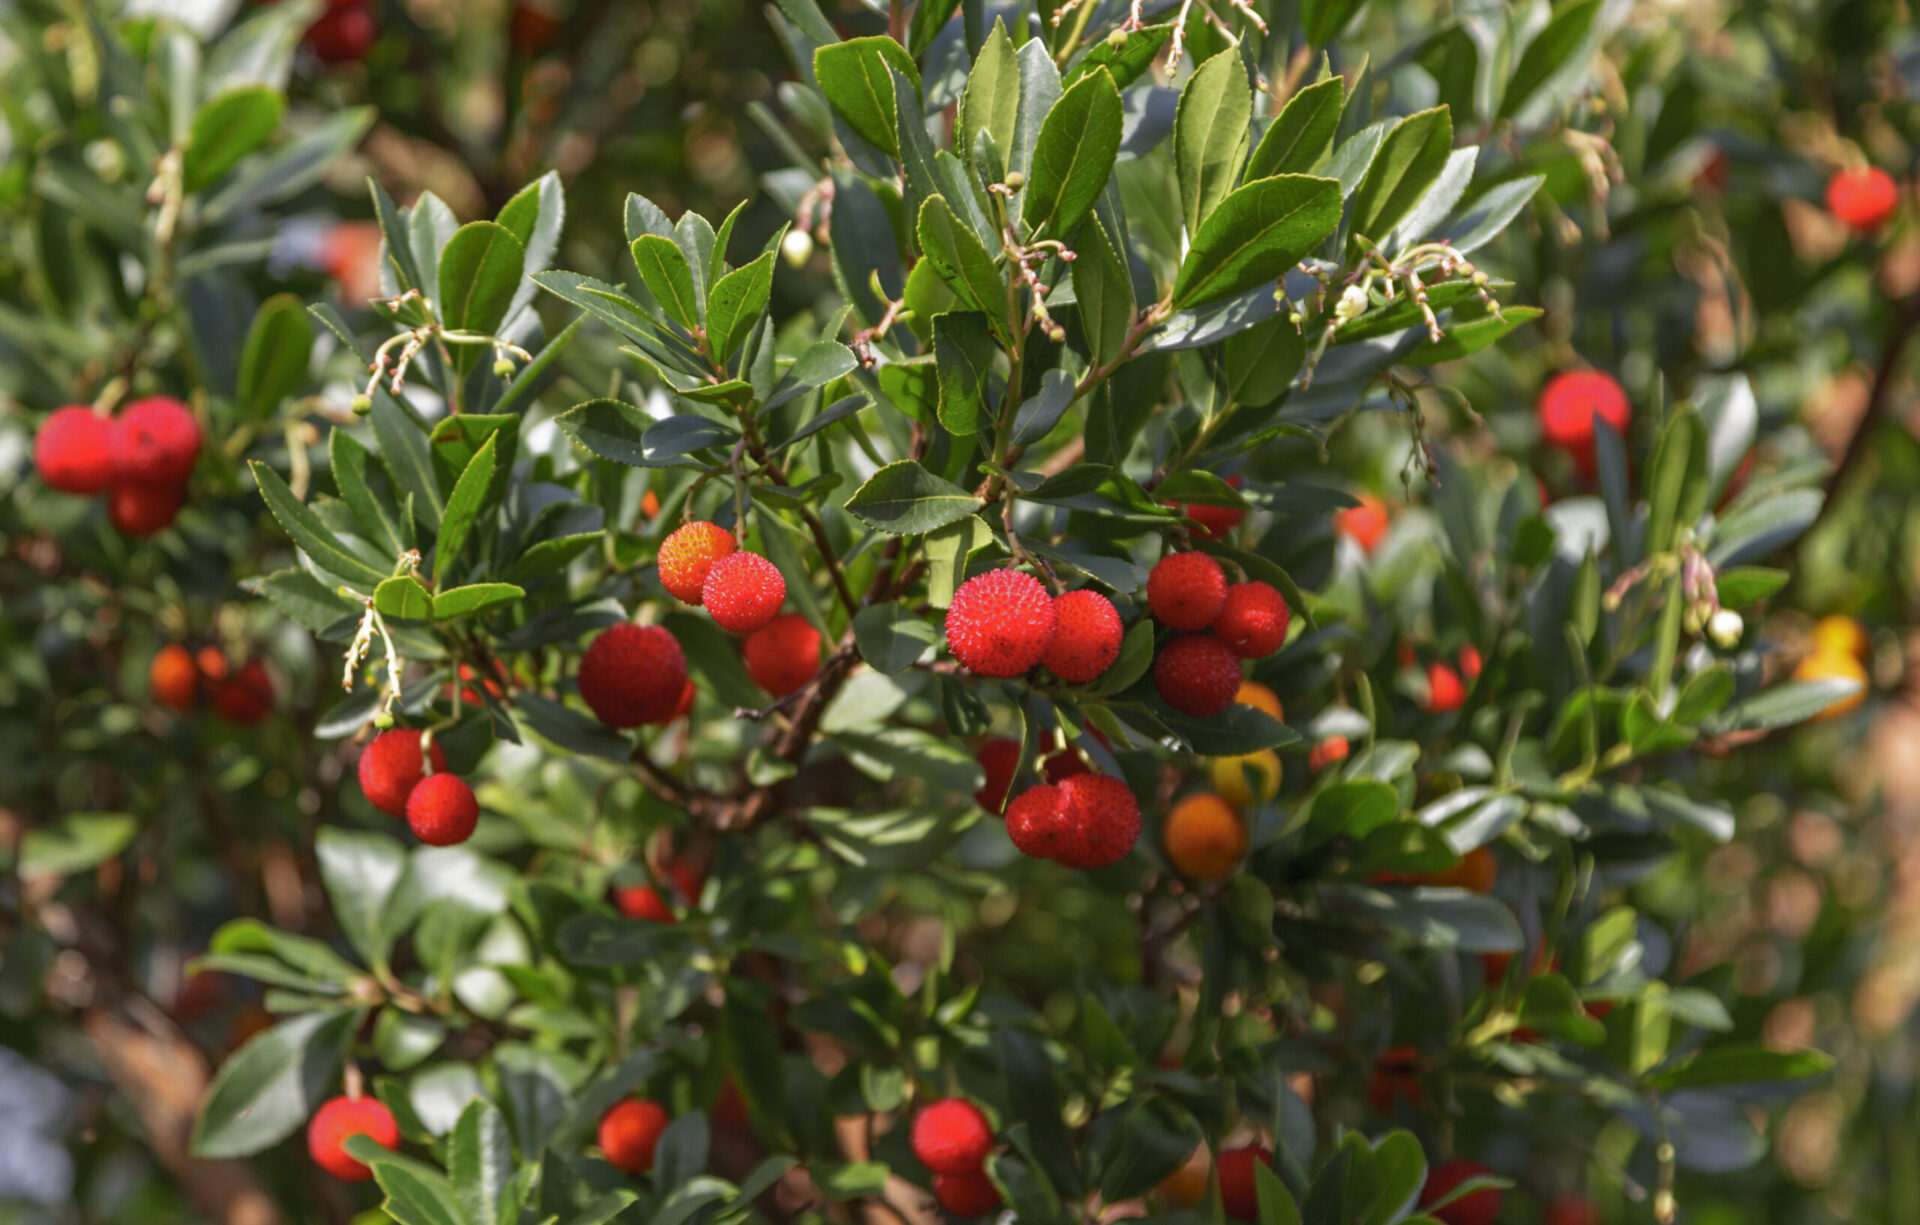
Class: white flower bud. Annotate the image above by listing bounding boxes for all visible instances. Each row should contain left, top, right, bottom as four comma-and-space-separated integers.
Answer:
1707, 609, 1744, 650
1335, 284, 1370, 323
781, 229, 814, 269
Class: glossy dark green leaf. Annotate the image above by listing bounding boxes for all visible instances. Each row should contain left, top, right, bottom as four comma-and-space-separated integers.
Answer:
934, 311, 994, 436
1498, 0, 1603, 121
375, 575, 435, 620
1024, 69, 1123, 240
432, 583, 524, 620
236, 293, 312, 419
184, 85, 283, 191
1174, 50, 1252, 236
843, 460, 985, 534
433, 432, 497, 584
957, 21, 1020, 174
852, 604, 940, 673
250, 460, 389, 588
450, 1097, 516, 1225
1172, 175, 1342, 309
1064, 24, 1172, 89
438, 222, 527, 346
631, 235, 701, 330
1245, 75, 1344, 180
918, 195, 1011, 338
813, 37, 921, 156
707, 249, 777, 363
1347, 106, 1452, 251
191, 1009, 360, 1158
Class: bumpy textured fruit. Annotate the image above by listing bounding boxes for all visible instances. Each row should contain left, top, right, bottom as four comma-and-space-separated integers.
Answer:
658, 521, 737, 604
743, 613, 822, 696
1234, 681, 1282, 722
702, 551, 786, 634
1154, 634, 1242, 717
309, 1, 377, 62
1212, 582, 1289, 659
1429, 845, 1497, 893
1810, 614, 1868, 661
149, 644, 198, 712
912, 1099, 993, 1175
34, 406, 116, 494
1056, 773, 1141, 869
308, 1096, 399, 1182
111, 397, 202, 485
1006, 784, 1073, 858
1164, 792, 1247, 879
358, 729, 451, 817
1826, 165, 1899, 232
974, 737, 1021, 813
1217, 1144, 1273, 1222
945, 570, 1058, 677
1146, 552, 1228, 631
1794, 648, 1868, 718
1421, 1159, 1502, 1225
1425, 662, 1466, 714
599, 1098, 670, 1174
1336, 492, 1389, 553
1166, 475, 1247, 540
1537, 371, 1631, 454
1308, 736, 1349, 771
613, 885, 675, 923
934, 1169, 1002, 1216
108, 480, 186, 537
1209, 751, 1281, 810
580, 623, 689, 728
1042, 589, 1123, 683
1040, 746, 1091, 783
406, 773, 479, 846
213, 659, 274, 723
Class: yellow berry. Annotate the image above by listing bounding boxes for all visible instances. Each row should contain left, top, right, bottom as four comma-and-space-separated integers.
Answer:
1793, 649, 1868, 719
1209, 751, 1281, 809
1810, 614, 1868, 661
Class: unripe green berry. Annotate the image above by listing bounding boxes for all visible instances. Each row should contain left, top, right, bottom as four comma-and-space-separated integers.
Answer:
493, 358, 515, 378
351, 394, 373, 416
374, 710, 396, 730
1004, 171, 1025, 190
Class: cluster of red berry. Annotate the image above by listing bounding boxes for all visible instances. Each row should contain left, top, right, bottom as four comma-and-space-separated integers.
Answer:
1143, 551, 1291, 716
148, 644, 275, 724
357, 728, 478, 846
32, 398, 201, 536
910, 1098, 1002, 1216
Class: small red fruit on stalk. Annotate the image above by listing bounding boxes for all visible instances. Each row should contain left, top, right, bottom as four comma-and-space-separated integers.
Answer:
358, 729, 450, 817
658, 521, 737, 604
702, 551, 786, 633
308, 2, 377, 63
1459, 644, 1482, 682
111, 397, 201, 485
648, 676, 696, 725
599, 1098, 670, 1174
1005, 784, 1076, 859
1146, 552, 1228, 631
974, 737, 1021, 813
1154, 634, 1242, 717
580, 623, 689, 728
406, 773, 479, 846
743, 613, 822, 696
149, 644, 199, 712
934, 1169, 1002, 1216
108, 479, 186, 537
1042, 589, 1123, 682
1826, 165, 1899, 232
1537, 371, 1631, 457
307, 1095, 400, 1182
911, 1099, 993, 1174
213, 659, 274, 723
1421, 1159, 1502, 1225
34, 406, 116, 494
1165, 474, 1246, 540
1212, 582, 1290, 659
945, 570, 1058, 678
1336, 492, 1389, 553
613, 885, 675, 923
1055, 773, 1141, 869
1425, 662, 1466, 714
1216, 1144, 1273, 1222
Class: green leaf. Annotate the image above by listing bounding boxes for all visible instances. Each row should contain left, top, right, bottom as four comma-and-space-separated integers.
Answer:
957, 21, 1020, 174
1064, 24, 1172, 89
368, 1153, 468, 1225
330, 429, 408, 557
433, 583, 524, 620
1498, 0, 1603, 121
924, 517, 994, 608
1253, 1158, 1302, 1225
1071, 214, 1134, 370
1024, 69, 1123, 240
249, 568, 360, 633
191, 1009, 360, 1158
1246, 75, 1344, 180
1647, 1043, 1833, 1090
844, 461, 985, 534
19, 813, 137, 879
375, 575, 436, 620
236, 293, 312, 420
450, 1098, 516, 1225
184, 85, 284, 192
554, 399, 692, 467
368, 388, 444, 531
766, 340, 859, 411
1303, 780, 1399, 847
1347, 106, 1452, 252
250, 460, 389, 588
934, 312, 994, 436
1645, 410, 1705, 555
813, 37, 921, 156
1171, 175, 1343, 309
1716, 566, 1789, 609
631, 234, 701, 330
433, 433, 498, 584
316, 827, 409, 971
1155, 703, 1298, 755
1174, 50, 1252, 236
1300, 0, 1370, 45
1360, 1132, 1426, 1225
907, 0, 962, 56
438, 222, 527, 356
918, 195, 1011, 339
1407, 306, 1543, 363
853, 604, 940, 673
1705, 679, 1862, 732
707, 249, 778, 363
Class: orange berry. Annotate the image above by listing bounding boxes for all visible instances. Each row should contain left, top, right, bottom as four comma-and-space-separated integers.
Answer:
149, 644, 198, 712
657, 521, 737, 605
1233, 681, 1282, 722
308, 1096, 399, 1182
599, 1099, 670, 1174
1336, 493, 1389, 553
1164, 793, 1248, 880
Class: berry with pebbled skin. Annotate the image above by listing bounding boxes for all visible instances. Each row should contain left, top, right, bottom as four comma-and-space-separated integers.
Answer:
1041, 746, 1091, 783
149, 644, 198, 712
613, 885, 675, 923
580, 623, 689, 728
1217, 1144, 1273, 1222
110, 397, 201, 486
1420, 1159, 1502, 1225
599, 1098, 670, 1175
308, 1095, 399, 1182
1537, 370, 1630, 456
357, 729, 451, 817
1826, 165, 1900, 232
406, 773, 479, 846
648, 676, 697, 726
1146, 552, 1228, 631
1163, 792, 1246, 880
1212, 582, 1290, 659
34, 406, 116, 494
945, 570, 1058, 678
974, 737, 1021, 813
1425, 662, 1466, 714
702, 551, 786, 634
213, 659, 274, 723
108, 480, 186, 537
658, 521, 737, 604
1005, 784, 1075, 859
743, 613, 822, 697
1042, 589, 1123, 683
1336, 492, 1390, 553
1056, 773, 1141, 869
934, 1169, 1002, 1216
308, 2, 377, 62
911, 1098, 993, 1175
1154, 634, 1242, 717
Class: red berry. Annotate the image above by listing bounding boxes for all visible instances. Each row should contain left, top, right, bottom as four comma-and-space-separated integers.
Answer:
613, 885, 675, 922
658, 521, 737, 605
599, 1098, 670, 1175
213, 659, 274, 723
1153, 634, 1242, 717
1537, 371, 1631, 455
357, 729, 450, 818
1307, 736, 1349, 771
108, 480, 186, 536
1459, 644, 1482, 682
934, 1169, 1002, 1216
743, 613, 822, 696
1545, 1196, 1600, 1225
149, 644, 199, 712
1826, 165, 1899, 232
1217, 1144, 1272, 1222
580, 623, 689, 728
1336, 492, 1390, 553
1425, 662, 1466, 714
1212, 582, 1289, 659
1041, 747, 1091, 783
406, 773, 479, 846
1055, 773, 1140, 869
945, 570, 1058, 678
702, 551, 786, 634
1146, 552, 1228, 631
1366, 1045, 1424, 1114
308, 1095, 399, 1182
1421, 1159, 1502, 1225
974, 737, 1021, 813
111, 397, 201, 485
649, 675, 696, 725
1006, 783, 1074, 859
1042, 589, 1123, 683
1165, 475, 1247, 540
34, 406, 116, 494
308, 2, 376, 62
911, 1099, 993, 1175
